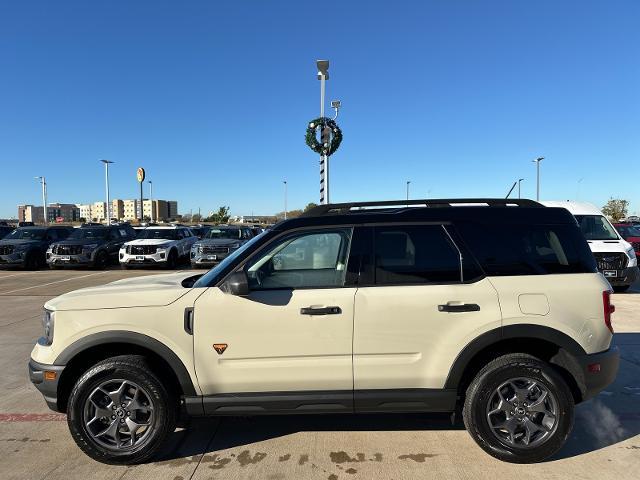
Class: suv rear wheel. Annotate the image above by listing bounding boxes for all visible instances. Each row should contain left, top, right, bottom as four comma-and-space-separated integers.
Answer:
463, 354, 574, 463
67, 355, 176, 464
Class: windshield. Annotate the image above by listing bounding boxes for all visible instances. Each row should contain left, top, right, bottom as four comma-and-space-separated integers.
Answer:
68, 228, 108, 240
206, 228, 240, 240
136, 229, 178, 240
575, 215, 620, 241
616, 225, 640, 238
5, 229, 45, 240
193, 232, 266, 288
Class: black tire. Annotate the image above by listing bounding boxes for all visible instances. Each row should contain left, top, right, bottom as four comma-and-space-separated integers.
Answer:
93, 250, 109, 269
613, 285, 631, 293
166, 249, 178, 269
24, 251, 39, 270
67, 355, 177, 465
463, 354, 574, 463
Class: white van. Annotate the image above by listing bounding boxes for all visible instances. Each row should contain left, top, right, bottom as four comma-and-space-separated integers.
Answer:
542, 201, 638, 291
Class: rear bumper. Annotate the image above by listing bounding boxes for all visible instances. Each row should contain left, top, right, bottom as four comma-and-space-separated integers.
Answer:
574, 346, 619, 401
28, 358, 65, 412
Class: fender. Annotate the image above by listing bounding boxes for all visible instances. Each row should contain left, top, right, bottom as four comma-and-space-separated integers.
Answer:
54, 330, 197, 396
444, 324, 587, 390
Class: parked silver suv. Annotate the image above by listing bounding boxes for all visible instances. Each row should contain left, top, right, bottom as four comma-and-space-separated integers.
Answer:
190, 225, 255, 268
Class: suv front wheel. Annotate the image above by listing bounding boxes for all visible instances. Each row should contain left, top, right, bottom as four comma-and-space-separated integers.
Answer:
67, 355, 176, 464
463, 354, 574, 463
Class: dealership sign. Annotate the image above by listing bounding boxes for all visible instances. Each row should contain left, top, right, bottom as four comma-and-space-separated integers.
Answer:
136, 167, 146, 183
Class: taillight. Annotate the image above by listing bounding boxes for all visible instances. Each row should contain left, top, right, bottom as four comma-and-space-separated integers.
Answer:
603, 290, 615, 334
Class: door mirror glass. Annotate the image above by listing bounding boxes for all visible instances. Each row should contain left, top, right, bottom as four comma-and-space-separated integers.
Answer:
221, 270, 249, 296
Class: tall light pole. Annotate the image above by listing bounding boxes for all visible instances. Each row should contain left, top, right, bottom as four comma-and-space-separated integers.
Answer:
283, 180, 288, 220
34, 176, 48, 224
532, 157, 544, 201
317, 60, 329, 205
100, 160, 114, 223
148, 180, 153, 223
518, 178, 524, 199
406, 180, 411, 204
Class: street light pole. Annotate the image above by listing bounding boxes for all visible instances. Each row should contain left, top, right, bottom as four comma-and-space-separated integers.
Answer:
532, 157, 544, 201
518, 178, 524, 199
100, 160, 114, 223
406, 180, 411, 205
317, 60, 329, 205
148, 180, 153, 223
283, 180, 288, 220
34, 176, 48, 224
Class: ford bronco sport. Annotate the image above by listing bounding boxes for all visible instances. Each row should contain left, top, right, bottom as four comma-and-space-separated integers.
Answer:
29, 199, 619, 464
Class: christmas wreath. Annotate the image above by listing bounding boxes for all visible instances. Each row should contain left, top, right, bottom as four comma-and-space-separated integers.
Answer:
305, 117, 342, 156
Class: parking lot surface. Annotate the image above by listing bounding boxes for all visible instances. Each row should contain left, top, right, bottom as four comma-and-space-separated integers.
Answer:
1, 269, 639, 480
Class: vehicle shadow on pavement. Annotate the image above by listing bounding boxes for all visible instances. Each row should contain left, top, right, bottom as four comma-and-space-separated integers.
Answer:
154, 333, 640, 464
153, 412, 460, 463
552, 332, 640, 460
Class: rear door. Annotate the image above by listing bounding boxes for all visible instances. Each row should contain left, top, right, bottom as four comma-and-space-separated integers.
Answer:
353, 224, 501, 411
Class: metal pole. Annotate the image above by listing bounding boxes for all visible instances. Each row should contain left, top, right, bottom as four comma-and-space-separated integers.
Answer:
283, 181, 288, 220
406, 181, 411, 204
536, 161, 540, 201
40, 177, 48, 224
139, 182, 143, 221
319, 73, 327, 205
518, 178, 524, 199
105, 163, 110, 223
149, 181, 153, 223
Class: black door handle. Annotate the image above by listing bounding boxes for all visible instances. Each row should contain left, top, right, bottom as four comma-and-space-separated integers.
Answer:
184, 307, 194, 334
438, 303, 480, 313
300, 306, 342, 315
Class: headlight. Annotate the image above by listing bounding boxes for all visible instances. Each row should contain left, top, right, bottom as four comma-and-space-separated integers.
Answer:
83, 243, 98, 251
40, 309, 55, 346
230, 243, 241, 249
14, 244, 29, 251
627, 247, 636, 259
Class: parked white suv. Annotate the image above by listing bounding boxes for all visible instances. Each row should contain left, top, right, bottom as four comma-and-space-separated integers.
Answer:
119, 226, 197, 269
29, 199, 619, 465
542, 201, 639, 292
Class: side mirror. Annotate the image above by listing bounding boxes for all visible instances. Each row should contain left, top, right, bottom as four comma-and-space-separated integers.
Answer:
222, 270, 249, 296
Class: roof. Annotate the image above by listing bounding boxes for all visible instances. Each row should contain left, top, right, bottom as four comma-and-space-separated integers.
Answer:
540, 201, 602, 215
273, 198, 577, 231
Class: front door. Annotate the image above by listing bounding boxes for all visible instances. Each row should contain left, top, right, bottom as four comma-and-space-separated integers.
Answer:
353, 224, 501, 410
193, 227, 356, 406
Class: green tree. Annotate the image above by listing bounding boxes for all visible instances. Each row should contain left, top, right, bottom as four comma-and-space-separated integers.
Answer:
602, 198, 628, 222
303, 202, 318, 213
213, 206, 231, 224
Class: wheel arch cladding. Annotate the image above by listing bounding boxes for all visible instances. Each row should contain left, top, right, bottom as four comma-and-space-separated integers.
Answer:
445, 325, 587, 403
54, 331, 196, 412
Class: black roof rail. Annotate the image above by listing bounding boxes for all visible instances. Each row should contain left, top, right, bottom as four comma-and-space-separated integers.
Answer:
301, 198, 543, 217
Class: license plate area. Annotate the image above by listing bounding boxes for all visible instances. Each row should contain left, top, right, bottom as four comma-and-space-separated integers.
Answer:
206, 255, 217, 261
603, 270, 618, 278
135, 255, 145, 261
60, 255, 70, 261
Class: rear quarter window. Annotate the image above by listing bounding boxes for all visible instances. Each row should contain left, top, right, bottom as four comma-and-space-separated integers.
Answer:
455, 222, 597, 276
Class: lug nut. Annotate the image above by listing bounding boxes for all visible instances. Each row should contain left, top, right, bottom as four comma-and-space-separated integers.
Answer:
121, 403, 126, 407
111, 415, 115, 419
112, 405, 116, 410
120, 419, 124, 424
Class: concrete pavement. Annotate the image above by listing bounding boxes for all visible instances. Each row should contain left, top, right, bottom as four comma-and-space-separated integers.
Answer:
0, 269, 639, 479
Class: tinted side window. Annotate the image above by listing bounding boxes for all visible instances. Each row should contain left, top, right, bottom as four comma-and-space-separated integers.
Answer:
374, 225, 461, 285
456, 222, 598, 276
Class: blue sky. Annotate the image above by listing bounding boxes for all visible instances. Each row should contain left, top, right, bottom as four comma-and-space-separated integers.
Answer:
1, 0, 638, 218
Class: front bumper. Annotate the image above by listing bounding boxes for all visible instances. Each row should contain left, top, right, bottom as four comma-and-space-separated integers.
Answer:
603, 266, 639, 287
47, 252, 94, 267
0, 253, 26, 267
574, 346, 620, 401
28, 358, 65, 412
120, 251, 168, 266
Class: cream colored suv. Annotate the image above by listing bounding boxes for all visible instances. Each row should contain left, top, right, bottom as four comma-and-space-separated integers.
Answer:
28, 199, 619, 464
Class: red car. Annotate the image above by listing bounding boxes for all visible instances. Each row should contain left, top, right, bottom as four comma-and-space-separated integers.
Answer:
614, 223, 640, 257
